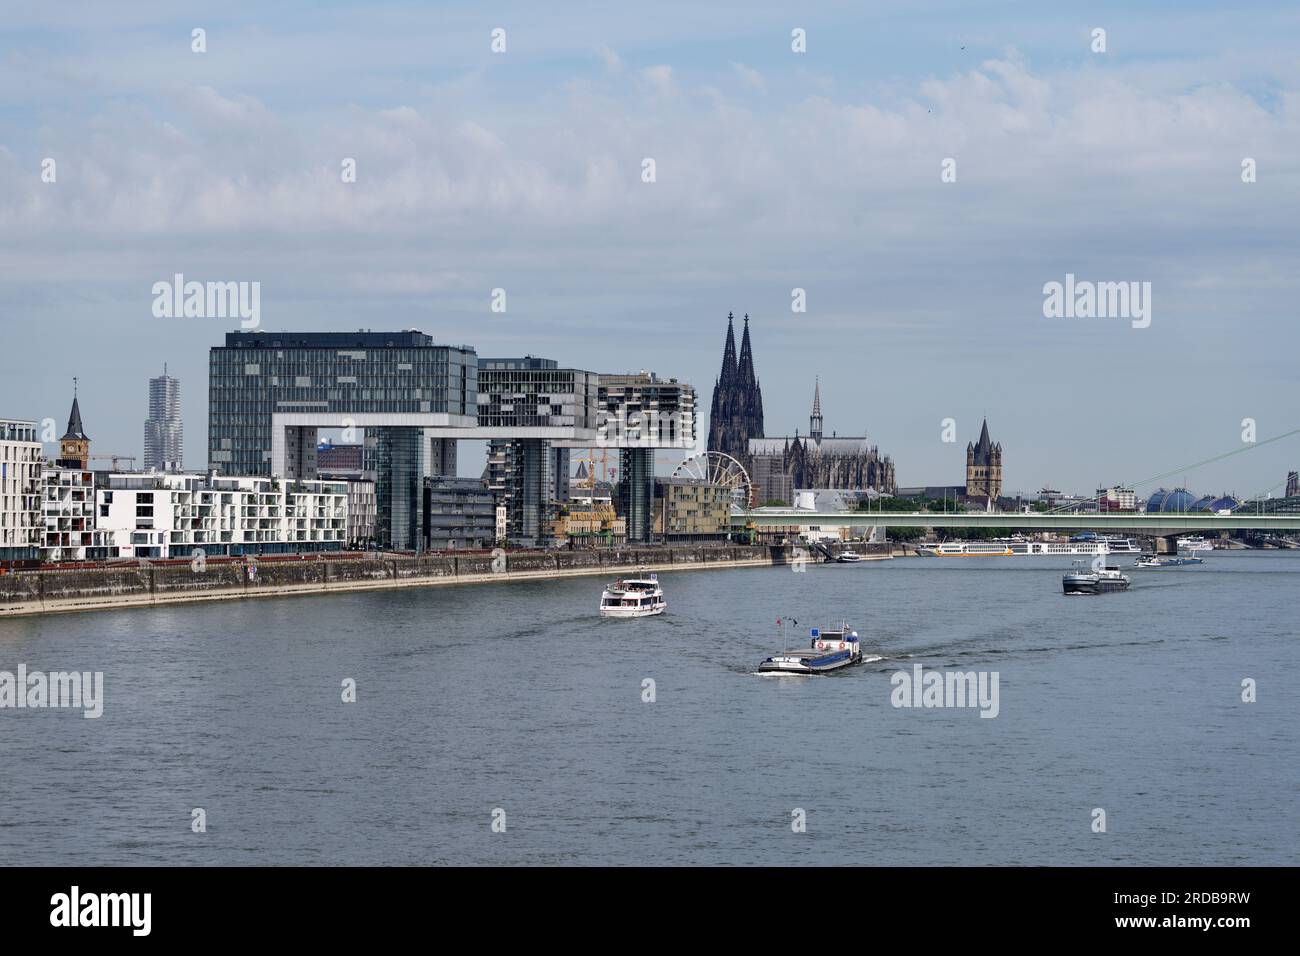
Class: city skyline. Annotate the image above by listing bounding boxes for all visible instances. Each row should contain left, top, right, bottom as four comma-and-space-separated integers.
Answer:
1, 0, 1296, 892
2, 2, 1298, 496
8, 318, 1295, 503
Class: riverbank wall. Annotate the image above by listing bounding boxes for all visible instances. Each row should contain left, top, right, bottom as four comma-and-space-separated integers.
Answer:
0, 543, 899, 619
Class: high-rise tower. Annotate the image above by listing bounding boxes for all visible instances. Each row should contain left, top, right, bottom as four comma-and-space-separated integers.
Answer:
144, 366, 183, 472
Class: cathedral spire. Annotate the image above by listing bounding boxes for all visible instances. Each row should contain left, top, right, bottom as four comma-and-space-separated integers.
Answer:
809, 377, 823, 442
738, 314, 756, 388
719, 312, 738, 387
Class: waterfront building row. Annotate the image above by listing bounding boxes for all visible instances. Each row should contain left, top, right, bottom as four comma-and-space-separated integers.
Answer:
43, 470, 348, 561
5, 401, 353, 562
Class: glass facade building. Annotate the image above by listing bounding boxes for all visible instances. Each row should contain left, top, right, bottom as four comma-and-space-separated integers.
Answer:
619, 447, 656, 542
209, 330, 476, 474
477, 357, 597, 546
476, 357, 597, 431
209, 331, 477, 549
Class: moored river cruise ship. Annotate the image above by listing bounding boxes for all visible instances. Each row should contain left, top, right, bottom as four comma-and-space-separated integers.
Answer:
917, 537, 1142, 557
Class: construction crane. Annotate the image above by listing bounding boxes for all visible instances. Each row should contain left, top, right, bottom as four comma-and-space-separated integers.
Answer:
89, 454, 138, 470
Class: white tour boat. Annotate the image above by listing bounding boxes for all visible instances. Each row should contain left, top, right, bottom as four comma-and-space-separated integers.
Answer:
1177, 535, 1214, 553
758, 623, 862, 674
836, 549, 865, 563
599, 572, 666, 618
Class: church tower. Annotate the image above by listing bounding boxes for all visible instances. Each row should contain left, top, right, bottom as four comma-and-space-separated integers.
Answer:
809, 379, 823, 443
706, 312, 764, 475
965, 418, 1002, 500
57, 381, 90, 470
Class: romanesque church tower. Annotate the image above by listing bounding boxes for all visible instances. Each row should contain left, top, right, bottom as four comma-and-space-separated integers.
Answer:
965, 418, 1002, 500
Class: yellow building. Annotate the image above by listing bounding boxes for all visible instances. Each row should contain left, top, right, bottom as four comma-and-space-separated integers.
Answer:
654, 478, 732, 539
557, 497, 626, 544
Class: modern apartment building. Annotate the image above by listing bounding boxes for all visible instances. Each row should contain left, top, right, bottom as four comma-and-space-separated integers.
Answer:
342, 479, 377, 548
595, 372, 696, 543
41, 466, 113, 561
96, 472, 348, 559
314, 441, 376, 549
422, 476, 494, 550
596, 372, 696, 448
0, 418, 42, 561
654, 477, 732, 540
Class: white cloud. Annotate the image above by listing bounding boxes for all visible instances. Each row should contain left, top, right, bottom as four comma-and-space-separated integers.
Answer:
2, 55, 1295, 290
596, 45, 623, 72
638, 64, 674, 97
729, 61, 765, 91
1, 56, 1292, 254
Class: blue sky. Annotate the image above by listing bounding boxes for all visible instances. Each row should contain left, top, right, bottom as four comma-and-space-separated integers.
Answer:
1, 1, 1298, 497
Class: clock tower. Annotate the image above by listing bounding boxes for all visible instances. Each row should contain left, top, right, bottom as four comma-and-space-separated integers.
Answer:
57, 381, 90, 470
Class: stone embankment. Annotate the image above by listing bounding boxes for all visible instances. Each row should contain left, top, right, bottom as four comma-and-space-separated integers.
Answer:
0, 543, 896, 618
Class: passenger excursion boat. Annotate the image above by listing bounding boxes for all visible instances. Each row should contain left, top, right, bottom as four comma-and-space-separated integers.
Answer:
1062, 560, 1131, 594
758, 623, 862, 674
598, 572, 666, 618
917, 541, 1014, 557
1177, 535, 1214, 553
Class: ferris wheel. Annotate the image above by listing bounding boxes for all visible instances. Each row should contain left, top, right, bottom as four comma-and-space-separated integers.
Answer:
672, 451, 753, 510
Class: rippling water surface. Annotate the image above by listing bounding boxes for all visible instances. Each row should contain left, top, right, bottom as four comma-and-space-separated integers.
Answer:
0, 550, 1294, 865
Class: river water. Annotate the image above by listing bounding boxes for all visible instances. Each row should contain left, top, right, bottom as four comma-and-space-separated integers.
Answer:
0, 550, 1294, 865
